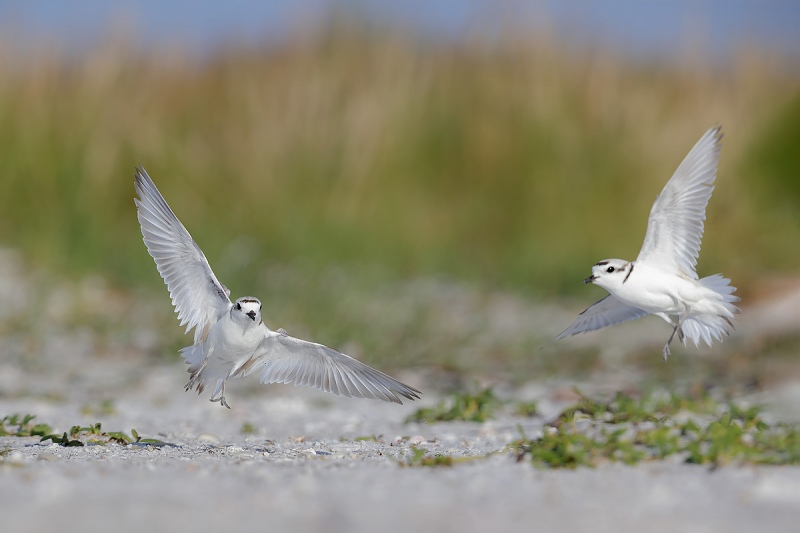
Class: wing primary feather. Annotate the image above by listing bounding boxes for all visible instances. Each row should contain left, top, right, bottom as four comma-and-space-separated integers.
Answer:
553, 296, 648, 341
635, 127, 723, 278
134, 166, 232, 343
253, 334, 420, 403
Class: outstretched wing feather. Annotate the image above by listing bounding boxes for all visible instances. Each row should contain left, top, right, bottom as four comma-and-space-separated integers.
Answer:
553, 295, 648, 340
247, 333, 421, 404
636, 127, 723, 278
134, 167, 231, 343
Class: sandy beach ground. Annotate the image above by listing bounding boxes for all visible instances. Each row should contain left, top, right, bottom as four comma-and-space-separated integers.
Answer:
1, 248, 799, 533
2, 359, 800, 533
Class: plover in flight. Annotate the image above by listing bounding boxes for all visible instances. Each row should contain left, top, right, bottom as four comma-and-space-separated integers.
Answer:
135, 167, 420, 408
554, 127, 739, 359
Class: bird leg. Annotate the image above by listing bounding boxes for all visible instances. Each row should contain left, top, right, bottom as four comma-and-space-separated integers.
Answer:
662, 311, 689, 362
209, 381, 231, 409
663, 325, 684, 360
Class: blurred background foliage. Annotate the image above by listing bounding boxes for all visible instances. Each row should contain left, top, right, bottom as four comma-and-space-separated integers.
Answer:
1, 17, 798, 297
0, 12, 798, 379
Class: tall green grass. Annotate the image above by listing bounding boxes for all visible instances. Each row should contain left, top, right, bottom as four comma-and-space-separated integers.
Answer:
0, 19, 798, 302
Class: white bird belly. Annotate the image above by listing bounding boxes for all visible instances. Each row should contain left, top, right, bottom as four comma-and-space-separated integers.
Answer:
201, 319, 263, 379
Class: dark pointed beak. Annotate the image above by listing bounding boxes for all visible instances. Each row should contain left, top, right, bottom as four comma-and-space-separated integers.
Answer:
247, 311, 256, 321
583, 275, 597, 284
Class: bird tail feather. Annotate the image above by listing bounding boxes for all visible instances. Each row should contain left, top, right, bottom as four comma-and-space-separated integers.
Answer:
681, 274, 740, 347
180, 344, 206, 376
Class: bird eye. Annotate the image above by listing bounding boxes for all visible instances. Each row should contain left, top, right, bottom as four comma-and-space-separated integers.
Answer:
236, 303, 241, 310
607, 267, 615, 273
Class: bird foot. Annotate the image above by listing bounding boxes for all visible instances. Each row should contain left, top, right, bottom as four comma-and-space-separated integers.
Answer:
210, 381, 231, 409
210, 395, 231, 409
662, 344, 671, 362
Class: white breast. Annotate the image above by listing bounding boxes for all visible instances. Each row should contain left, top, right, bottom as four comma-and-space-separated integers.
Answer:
202, 317, 263, 378
612, 264, 695, 315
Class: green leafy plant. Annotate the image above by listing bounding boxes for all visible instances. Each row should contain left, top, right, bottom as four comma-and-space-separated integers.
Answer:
514, 401, 539, 418
511, 391, 800, 469
405, 388, 502, 423
0, 414, 53, 437
399, 446, 454, 468
40, 423, 166, 447
405, 388, 542, 423
0, 416, 169, 448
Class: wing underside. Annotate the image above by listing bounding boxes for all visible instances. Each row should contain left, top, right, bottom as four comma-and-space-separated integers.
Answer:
134, 167, 231, 343
247, 332, 421, 404
636, 127, 723, 278
554, 295, 648, 341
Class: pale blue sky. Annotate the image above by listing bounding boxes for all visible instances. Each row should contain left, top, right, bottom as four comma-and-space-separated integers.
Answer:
2, 0, 799, 61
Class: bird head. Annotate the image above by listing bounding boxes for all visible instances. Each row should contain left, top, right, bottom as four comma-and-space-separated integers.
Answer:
584, 259, 632, 291
233, 297, 262, 325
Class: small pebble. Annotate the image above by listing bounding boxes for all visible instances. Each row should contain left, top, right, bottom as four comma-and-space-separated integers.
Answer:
37, 451, 59, 462
197, 433, 221, 443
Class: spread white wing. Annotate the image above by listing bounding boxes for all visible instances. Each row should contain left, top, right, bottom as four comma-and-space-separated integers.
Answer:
135, 167, 231, 343
635, 127, 722, 279
554, 295, 648, 340
245, 330, 421, 404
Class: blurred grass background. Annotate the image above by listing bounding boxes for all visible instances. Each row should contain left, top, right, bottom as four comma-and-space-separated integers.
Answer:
0, 13, 798, 382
